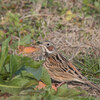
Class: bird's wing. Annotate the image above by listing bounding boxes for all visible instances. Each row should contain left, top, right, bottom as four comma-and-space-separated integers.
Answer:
57, 54, 86, 79
44, 54, 86, 82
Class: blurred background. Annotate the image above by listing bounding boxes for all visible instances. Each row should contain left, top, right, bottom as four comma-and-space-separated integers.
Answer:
0, 0, 100, 87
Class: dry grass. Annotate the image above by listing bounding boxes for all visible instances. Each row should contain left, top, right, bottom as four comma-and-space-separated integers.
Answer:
0, 0, 100, 98
30, 0, 100, 60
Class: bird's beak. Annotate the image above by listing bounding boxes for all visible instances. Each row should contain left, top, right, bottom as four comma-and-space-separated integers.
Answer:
37, 41, 43, 48
39, 44, 44, 48
38, 41, 43, 47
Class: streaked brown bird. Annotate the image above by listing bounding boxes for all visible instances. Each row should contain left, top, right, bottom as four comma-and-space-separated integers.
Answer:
40, 41, 100, 91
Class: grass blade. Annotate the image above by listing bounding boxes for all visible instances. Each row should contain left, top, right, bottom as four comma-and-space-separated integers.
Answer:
0, 38, 10, 72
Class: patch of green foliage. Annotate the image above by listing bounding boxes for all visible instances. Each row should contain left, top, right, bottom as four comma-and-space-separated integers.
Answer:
0, 38, 93, 100
82, 0, 100, 15
0, 0, 100, 99
72, 0, 100, 16
0, 12, 46, 42
0, 38, 51, 95
73, 50, 100, 84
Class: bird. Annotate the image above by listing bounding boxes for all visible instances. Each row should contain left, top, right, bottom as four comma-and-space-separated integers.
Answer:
40, 41, 100, 91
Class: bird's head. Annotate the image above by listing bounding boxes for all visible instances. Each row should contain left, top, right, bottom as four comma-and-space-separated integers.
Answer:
40, 41, 57, 55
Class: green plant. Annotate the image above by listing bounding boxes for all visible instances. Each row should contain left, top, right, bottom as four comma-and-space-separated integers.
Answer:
0, 38, 94, 100
0, 38, 51, 95
82, 0, 100, 15
0, 0, 100, 99
73, 51, 100, 83
0, 12, 45, 43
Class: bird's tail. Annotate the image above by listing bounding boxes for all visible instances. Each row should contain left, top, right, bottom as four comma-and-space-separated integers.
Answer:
74, 78, 100, 92
84, 80, 100, 92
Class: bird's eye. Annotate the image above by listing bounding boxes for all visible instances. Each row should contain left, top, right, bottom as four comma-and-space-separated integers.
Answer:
47, 43, 50, 46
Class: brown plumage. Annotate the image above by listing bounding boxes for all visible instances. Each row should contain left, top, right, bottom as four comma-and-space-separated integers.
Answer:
40, 41, 100, 91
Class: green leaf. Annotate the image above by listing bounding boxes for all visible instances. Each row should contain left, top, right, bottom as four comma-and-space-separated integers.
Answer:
10, 34, 31, 49
74, 96, 98, 100
24, 66, 42, 80
56, 84, 68, 97
0, 83, 21, 95
83, 0, 89, 5
23, 80, 38, 88
41, 67, 51, 86
9, 55, 18, 79
1, 96, 38, 100
4, 55, 25, 78
7, 76, 29, 87
0, 78, 5, 84
10, 40, 18, 49
16, 66, 42, 80
0, 76, 33, 95
94, 1, 100, 9
19, 34, 31, 45
22, 57, 43, 68
0, 38, 10, 72
56, 84, 81, 97
46, 95, 59, 100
